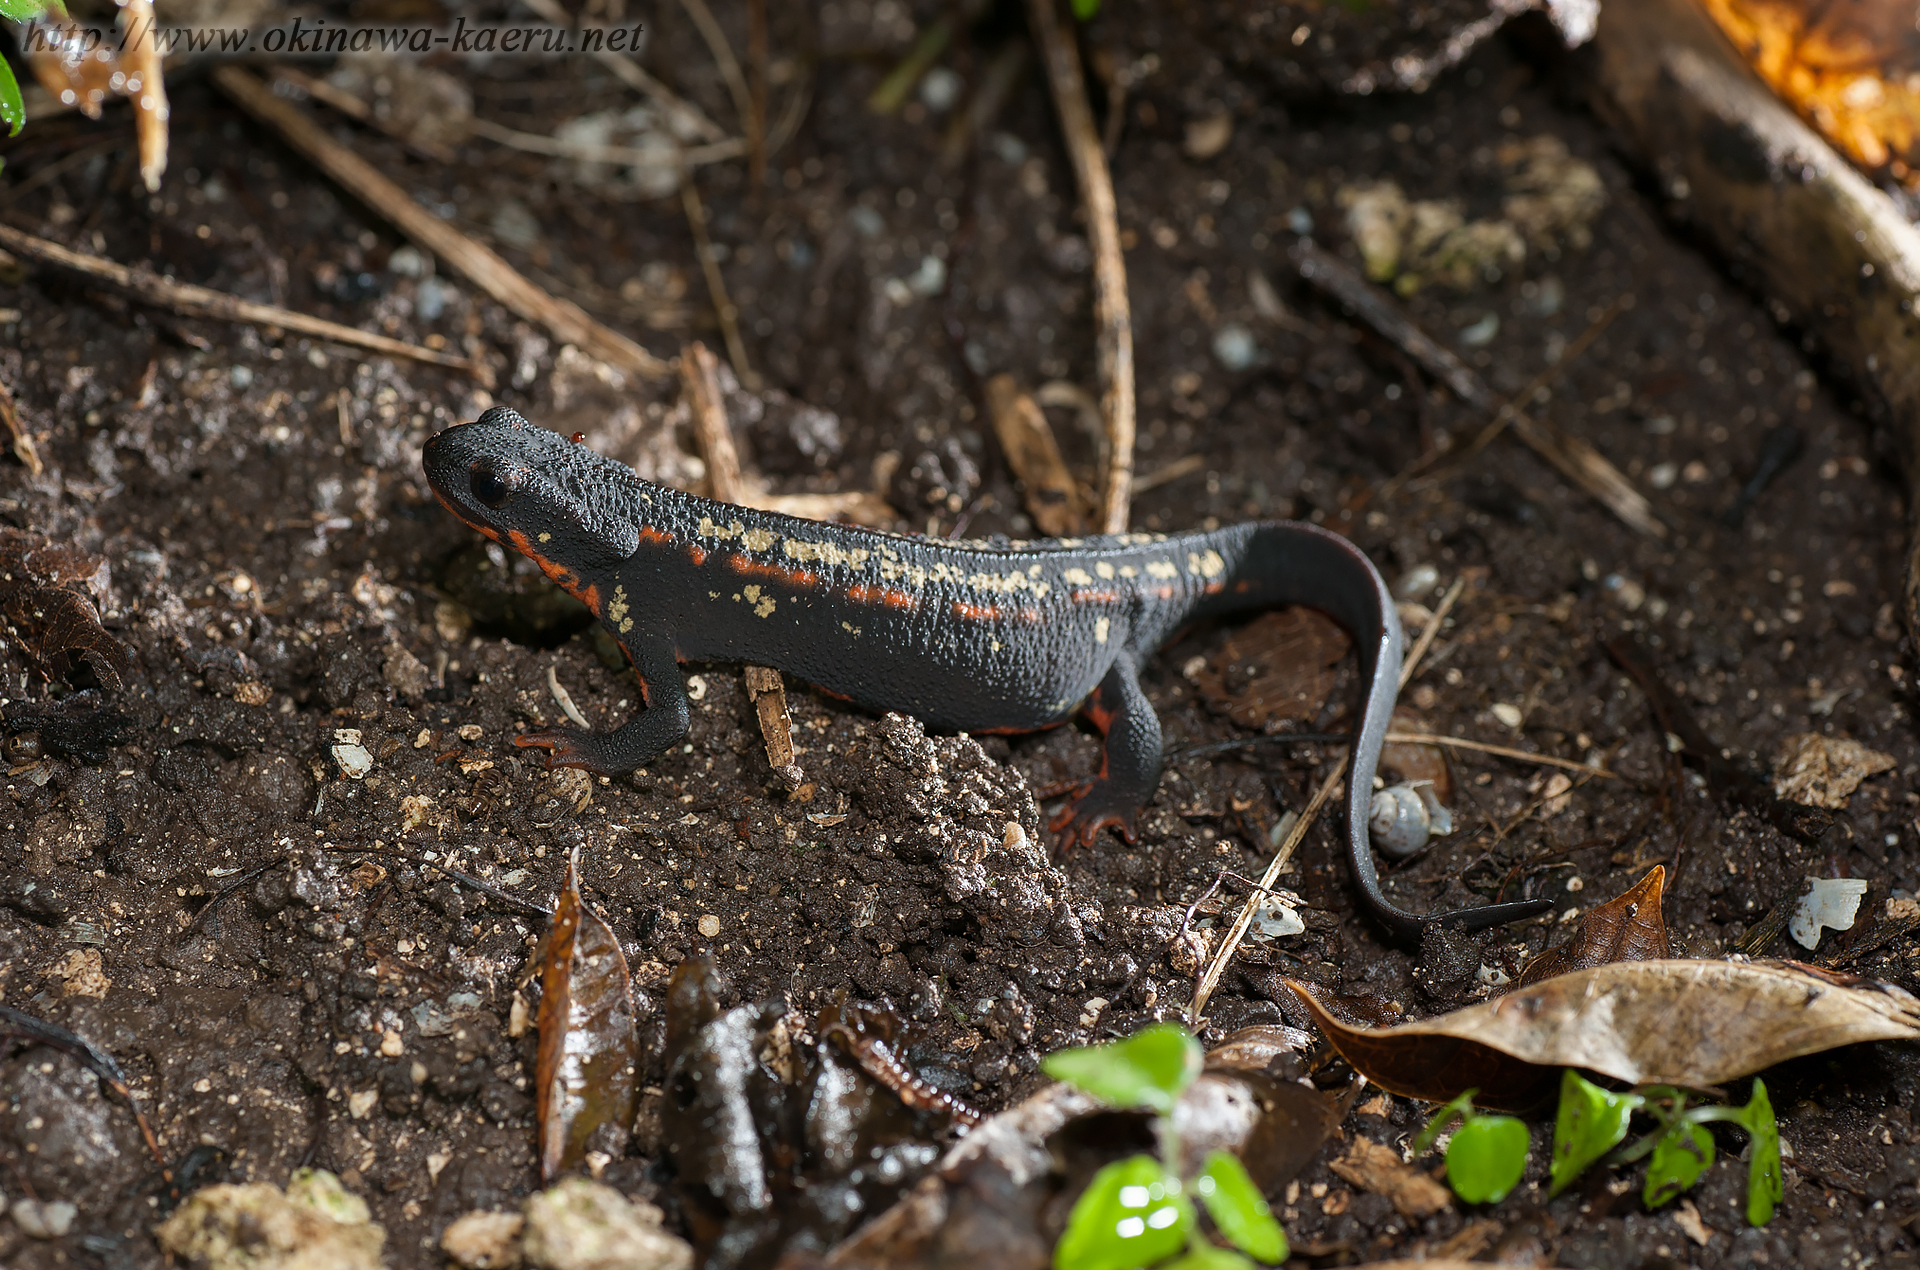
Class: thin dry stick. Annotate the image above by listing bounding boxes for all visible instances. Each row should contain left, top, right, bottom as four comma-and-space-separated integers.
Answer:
0, 223, 489, 381
683, 341, 795, 772
1189, 765, 1343, 1024
268, 65, 457, 163
678, 0, 756, 135
1382, 731, 1618, 779
746, 0, 769, 188
0, 373, 43, 476
1295, 242, 1658, 537
1027, 0, 1135, 533
515, 0, 728, 142
467, 116, 746, 169
1398, 576, 1467, 691
211, 65, 671, 380
680, 175, 757, 388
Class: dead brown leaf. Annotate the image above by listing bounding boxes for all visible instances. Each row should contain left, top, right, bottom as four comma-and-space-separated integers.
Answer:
0, 527, 133, 692
1516, 865, 1670, 987
1291, 959, 1920, 1109
1378, 707, 1453, 802
1328, 1137, 1451, 1219
535, 848, 640, 1184
984, 374, 1090, 537
1773, 732, 1896, 808
1192, 607, 1351, 729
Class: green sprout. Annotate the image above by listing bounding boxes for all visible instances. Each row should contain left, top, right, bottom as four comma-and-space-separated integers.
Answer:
2, 0, 58, 142
1412, 1089, 1528, 1204
1042, 1024, 1286, 1270
1417, 1071, 1782, 1224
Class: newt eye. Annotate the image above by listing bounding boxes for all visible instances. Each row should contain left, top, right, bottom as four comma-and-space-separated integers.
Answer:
470, 465, 514, 509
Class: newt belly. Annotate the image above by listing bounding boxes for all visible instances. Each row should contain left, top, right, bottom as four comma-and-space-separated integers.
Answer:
422, 407, 1550, 940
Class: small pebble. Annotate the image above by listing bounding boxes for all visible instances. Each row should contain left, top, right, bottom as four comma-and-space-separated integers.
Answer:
1211, 323, 1258, 371
1791, 877, 1869, 949
12, 1198, 77, 1240
1394, 563, 1440, 600
1490, 702, 1524, 729
697, 914, 721, 938
230, 365, 254, 389
333, 742, 374, 780
1648, 461, 1679, 490
919, 67, 962, 113
848, 205, 885, 238
417, 277, 452, 321
906, 255, 946, 297
1184, 111, 1234, 160
1458, 313, 1500, 346
1285, 207, 1314, 236
442, 1210, 524, 1269
390, 246, 430, 278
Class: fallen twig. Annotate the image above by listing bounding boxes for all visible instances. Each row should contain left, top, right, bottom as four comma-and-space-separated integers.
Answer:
210, 65, 669, 380
0, 223, 489, 382
1027, 0, 1136, 533
681, 176, 757, 389
1292, 239, 1662, 538
1382, 731, 1618, 780
682, 341, 797, 777
1189, 764, 1343, 1024
1398, 576, 1465, 690
467, 116, 745, 170
677, 0, 756, 140
0, 1004, 169, 1181
268, 64, 458, 164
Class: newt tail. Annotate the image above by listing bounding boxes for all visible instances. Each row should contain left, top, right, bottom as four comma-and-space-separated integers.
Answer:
422, 407, 1550, 939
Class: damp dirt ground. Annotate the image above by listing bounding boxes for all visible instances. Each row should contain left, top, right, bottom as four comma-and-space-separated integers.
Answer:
3, 4, 1920, 1267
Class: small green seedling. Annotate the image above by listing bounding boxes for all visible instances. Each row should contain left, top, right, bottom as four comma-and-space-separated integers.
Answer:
1413, 1089, 1529, 1204
1417, 1073, 1780, 1224
1042, 1024, 1286, 1269
2, 0, 59, 144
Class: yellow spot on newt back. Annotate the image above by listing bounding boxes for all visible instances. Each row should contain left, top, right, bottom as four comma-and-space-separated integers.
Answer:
1095, 617, 1110, 644
741, 527, 776, 552
742, 584, 776, 618
1119, 565, 1138, 578
710, 591, 721, 600
785, 538, 870, 568
1188, 549, 1226, 579
1146, 560, 1178, 580
538, 532, 551, 543
1063, 568, 1094, 585
841, 621, 862, 636
1095, 561, 1115, 579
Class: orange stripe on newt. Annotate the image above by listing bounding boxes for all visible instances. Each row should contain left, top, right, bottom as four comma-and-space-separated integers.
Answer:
688, 544, 709, 566
1070, 589, 1121, 604
637, 526, 675, 546
847, 583, 917, 611
952, 600, 1003, 621
508, 529, 597, 610
728, 555, 819, 588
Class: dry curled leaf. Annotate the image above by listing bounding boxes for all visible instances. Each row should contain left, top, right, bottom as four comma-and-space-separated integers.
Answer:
1328, 1137, 1452, 1219
1290, 959, 1920, 1110
1773, 732, 1896, 808
1192, 607, 1351, 729
0, 527, 133, 692
1516, 865, 1670, 988
535, 848, 639, 1184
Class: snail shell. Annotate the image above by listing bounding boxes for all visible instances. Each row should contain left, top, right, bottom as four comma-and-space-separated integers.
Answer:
1369, 781, 1453, 858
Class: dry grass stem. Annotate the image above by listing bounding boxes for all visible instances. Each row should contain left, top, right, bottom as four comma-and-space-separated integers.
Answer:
1399, 576, 1467, 690
211, 66, 669, 380
1189, 765, 1343, 1024
0, 223, 489, 382
1026, 0, 1136, 533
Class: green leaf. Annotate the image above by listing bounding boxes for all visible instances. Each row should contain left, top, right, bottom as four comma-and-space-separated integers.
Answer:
1054, 1154, 1194, 1270
0, 56, 24, 141
1413, 1090, 1477, 1154
1644, 1122, 1715, 1208
0, 0, 50, 21
1162, 1246, 1256, 1270
1070, 0, 1102, 19
1550, 1070, 1642, 1196
1194, 1151, 1286, 1263
1445, 1115, 1530, 1204
1739, 1079, 1783, 1226
1042, 1023, 1203, 1114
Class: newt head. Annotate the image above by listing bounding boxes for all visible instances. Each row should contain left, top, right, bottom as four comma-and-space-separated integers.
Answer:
423, 406, 646, 578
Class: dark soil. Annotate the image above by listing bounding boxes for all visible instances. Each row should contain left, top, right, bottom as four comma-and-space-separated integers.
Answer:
3, 3, 1920, 1267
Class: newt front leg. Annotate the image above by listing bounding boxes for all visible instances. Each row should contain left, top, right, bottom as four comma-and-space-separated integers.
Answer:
516, 636, 690, 774
1049, 651, 1162, 849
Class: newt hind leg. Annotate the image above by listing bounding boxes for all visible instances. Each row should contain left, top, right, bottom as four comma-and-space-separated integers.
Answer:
515, 637, 689, 775
1049, 651, 1163, 850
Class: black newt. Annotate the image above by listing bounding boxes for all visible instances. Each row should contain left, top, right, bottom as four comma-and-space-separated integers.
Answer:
422, 407, 1550, 939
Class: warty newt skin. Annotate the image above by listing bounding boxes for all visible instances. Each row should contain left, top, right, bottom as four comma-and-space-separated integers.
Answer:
422, 407, 1551, 938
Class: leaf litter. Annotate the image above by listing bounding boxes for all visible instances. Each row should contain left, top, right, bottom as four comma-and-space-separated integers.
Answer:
532, 845, 639, 1185
1289, 959, 1920, 1107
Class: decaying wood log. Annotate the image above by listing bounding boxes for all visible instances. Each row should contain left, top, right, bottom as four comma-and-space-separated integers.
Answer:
1591, 0, 1920, 641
